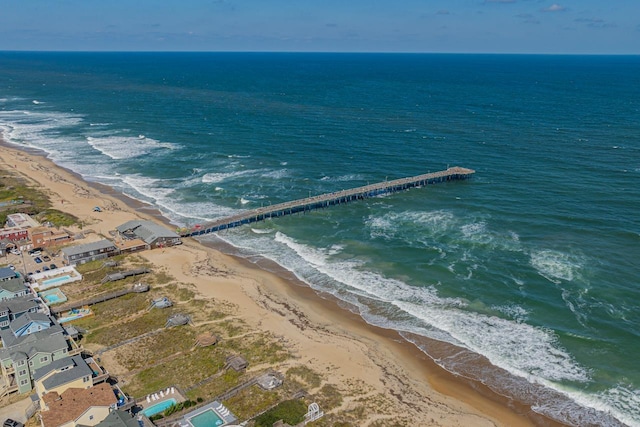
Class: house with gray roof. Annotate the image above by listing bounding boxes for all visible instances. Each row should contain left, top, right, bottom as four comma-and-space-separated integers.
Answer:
9, 312, 52, 338
0, 276, 29, 301
92, 409, 142, 427
34, 355, 93, 400
0, 314, 74, 395
116, 220, 181, 248
61, 239, 119, 265
0, 294, 39, 330
0, 267, 18, 282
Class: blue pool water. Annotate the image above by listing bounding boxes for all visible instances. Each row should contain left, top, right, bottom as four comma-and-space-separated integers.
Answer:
189, 409, 225, 427
142, 398, 177, 417
44, 294, 60, 303
42, 275, 71, 287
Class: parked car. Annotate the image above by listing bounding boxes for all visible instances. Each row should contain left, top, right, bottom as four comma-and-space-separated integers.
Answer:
42, 266, 50, 271
50, 263, 57, 270
43, 255, 51, 262
8, 265, 15, 270
28, 247, 43, 255
35, 270, 41, 274
10, 249, 20, 255
3, 419, 24, 427
34, 257, 43, 264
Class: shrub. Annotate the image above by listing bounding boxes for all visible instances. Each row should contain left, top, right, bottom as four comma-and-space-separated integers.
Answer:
254, 399, 308, 427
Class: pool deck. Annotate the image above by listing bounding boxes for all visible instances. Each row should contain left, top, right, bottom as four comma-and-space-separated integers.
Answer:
137, 386, 186, 413
180, 401, 237, 427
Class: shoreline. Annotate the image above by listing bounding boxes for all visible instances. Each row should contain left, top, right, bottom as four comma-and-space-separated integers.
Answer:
0, 139, 550, 426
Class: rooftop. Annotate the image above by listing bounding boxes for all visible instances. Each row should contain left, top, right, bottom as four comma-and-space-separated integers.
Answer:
41, 383, 117, 427
34, 355, 92, 390
6, 213, 39, 229
61, 239, 117, 257
116, 220, 179, 244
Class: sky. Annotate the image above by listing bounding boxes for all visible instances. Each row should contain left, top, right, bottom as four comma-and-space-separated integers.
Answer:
0, 0, 638, 54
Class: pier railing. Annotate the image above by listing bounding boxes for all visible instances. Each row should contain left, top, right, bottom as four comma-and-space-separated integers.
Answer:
181, 166, 474, 237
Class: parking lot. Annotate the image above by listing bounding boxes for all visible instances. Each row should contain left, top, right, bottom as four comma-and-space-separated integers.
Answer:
2, 248, 65, 279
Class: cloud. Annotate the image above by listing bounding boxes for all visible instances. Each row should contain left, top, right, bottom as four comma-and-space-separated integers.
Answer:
541, 4, 566, 12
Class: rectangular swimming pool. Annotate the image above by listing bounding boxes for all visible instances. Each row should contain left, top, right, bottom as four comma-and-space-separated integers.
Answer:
189, 408, 225, 427
142, 398, 177, 417
42, 275, 72, 287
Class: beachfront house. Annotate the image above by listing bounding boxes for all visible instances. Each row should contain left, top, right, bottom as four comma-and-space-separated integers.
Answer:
30, 227, 73, 248
115, 219, 182, 249
0, 227, 29, 244
34, 355, 93, 401
0, 267, 19, 282
0, 276, 30, 301
40, 382, 118, 427
0, 314, 76, 395
61, 239, 119, 266
0, 294, 39, 330
5, 213, 40, 229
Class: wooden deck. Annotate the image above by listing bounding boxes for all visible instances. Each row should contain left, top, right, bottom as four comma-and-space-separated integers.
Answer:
182, 166, 474, 237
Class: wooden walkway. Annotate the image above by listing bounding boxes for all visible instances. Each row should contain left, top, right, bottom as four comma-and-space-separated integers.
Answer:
182, 166, 474, 237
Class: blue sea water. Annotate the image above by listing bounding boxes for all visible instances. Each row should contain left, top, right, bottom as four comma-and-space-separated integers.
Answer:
1, 52, 639, 426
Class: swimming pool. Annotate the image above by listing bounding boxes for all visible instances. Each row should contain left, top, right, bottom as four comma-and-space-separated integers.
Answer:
189, 408, 225, 427
39, 288, 68, 305
42, 275, 72, 287
142, 398, 177, 417
45, 294, 60, 303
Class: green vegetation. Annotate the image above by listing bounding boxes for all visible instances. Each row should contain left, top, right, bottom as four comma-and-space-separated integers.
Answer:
287, 365, 322, 389
253, 399, 308, 427
149, 399, 198, 421
34, 209, 78, 227
314, 384, 343, 411
224, 385, 282, 421
0, 168, 78, 226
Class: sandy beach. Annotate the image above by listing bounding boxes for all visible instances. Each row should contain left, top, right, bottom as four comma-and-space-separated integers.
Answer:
0, 140, 542, 426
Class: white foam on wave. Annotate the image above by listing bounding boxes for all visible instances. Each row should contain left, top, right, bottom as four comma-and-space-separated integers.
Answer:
251, 228, 273, 234
530, 249, 585, 284
32, 100, 43, 104
86, 134, 177, 160
492, 304, 529, 322
531, 383, 640, 427
202, 169, 261, 184
366, 210, 456, 241
120, 174, 238, 224
261, 169, 290, 179
395, 300, 589, 383
320, 173, 365, 182
271, 232, 588, 384
0, 109, 84, 155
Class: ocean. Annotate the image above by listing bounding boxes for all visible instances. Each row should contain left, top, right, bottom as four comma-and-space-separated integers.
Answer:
1, 52, 638, 426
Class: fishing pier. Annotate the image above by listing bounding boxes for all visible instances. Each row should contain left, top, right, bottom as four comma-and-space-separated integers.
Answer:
181, 166, 474, 237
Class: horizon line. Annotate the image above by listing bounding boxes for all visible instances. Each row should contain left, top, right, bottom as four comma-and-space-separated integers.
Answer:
1, 49, 639, 56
